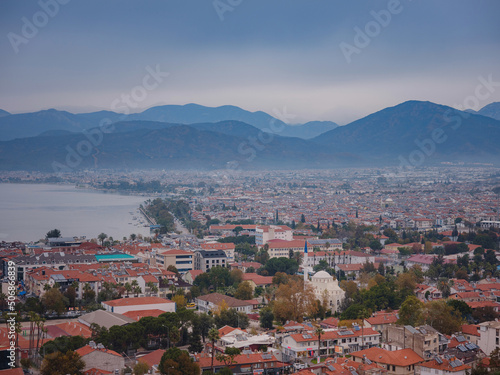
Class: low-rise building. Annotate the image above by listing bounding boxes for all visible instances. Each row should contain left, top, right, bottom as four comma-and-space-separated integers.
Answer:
194, 351, 283, 375
364, 311, 399, 333
101, 296, 176, 315
419, 358, 470, 375
281, 326, 380, 361
76, 342, 124, 374
460, 325, 480, 345
183, 269, 204, 284
351, 347, 424, 375
196, 293, 254, 313
218, 325, 275, 350
242, 273, 273, 290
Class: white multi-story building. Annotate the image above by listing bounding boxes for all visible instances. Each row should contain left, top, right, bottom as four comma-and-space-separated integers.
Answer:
478, 320, 500, 355
255, 225, 293, 246
304, 250, 375, 268
267, 239, 305, 259
481, 221, 500, 229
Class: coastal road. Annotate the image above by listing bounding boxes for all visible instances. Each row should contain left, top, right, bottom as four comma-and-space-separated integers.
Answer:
174, 217, 190, 235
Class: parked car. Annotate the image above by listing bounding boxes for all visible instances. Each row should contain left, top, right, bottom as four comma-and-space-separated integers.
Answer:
293, 363, 305, 370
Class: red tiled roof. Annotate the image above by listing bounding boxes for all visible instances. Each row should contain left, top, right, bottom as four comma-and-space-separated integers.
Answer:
195, 352, 278, 368
84, 369, 113, 375
122, 309, 165, 321
321, 317, 339, 327
267, 239, 305, 249
218, 325, 245, 336
467, 301, 500, 309
365, 312, 399, 325
140, 274, 159, 283
54, 322, 92, 338
420, 358, 470, 372
76, 345, 122, 358
103, 296, 174, 307
0, 369, 24, 375
201, 243, 235, 250
197, 293, 253, 308
351, 347, 423, 367
137, 348, 165, 367
242, 273, 273, 285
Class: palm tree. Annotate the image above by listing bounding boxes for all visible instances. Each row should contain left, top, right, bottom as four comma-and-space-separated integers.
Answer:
151, 285, 159, 296
35, 316, 46, 366
97, 233, 107, 246
314, 326, 324, 364
208, 327, 220, 374
133, 286, 142, 297
82, 283, 93, 302
169, 284, 177, 297
124, 282, 132, 297
146, 281, 155, 296
131, 280, 140, 296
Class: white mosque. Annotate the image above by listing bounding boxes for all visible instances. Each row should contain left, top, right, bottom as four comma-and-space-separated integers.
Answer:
309, 270, 345, 313
303, 241, 345, 313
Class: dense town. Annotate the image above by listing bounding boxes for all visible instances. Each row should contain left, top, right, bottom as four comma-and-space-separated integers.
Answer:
1, 167, 500, 375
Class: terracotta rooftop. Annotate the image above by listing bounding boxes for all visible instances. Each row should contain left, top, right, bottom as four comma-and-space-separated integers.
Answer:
103, 296, 174, 307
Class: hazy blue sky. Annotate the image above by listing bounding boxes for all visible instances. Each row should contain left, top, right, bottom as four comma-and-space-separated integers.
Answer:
1, 0, 499, 124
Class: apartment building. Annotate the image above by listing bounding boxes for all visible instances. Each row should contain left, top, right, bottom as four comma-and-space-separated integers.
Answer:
281, 326, 380, 361
201, 242, 235, 263
155, 249, 193, 273
477, 320, 500, 355
255, 225, 293, 246
382, 325, 440, 360
194, 249, 227, 272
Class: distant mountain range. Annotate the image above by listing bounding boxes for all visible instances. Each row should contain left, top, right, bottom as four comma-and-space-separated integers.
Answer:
313, 101, 500, 165
0, 104, 337, 141
467, 102, 500, 121
0, 101, 499, 171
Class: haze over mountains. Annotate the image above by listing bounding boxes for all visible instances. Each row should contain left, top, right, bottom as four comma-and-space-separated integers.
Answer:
0, 104, 338, 142
0, 101, 499, 171
467, 102, 500, 121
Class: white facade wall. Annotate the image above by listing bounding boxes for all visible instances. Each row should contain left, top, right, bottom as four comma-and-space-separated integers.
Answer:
102, 301, 176, 314
478, 322, 500, 356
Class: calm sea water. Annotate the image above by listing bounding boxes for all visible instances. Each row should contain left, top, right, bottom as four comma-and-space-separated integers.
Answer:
0, 184, 152, 242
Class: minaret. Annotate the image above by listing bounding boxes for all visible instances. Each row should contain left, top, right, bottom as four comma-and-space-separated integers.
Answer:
303, 240, 308, 288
